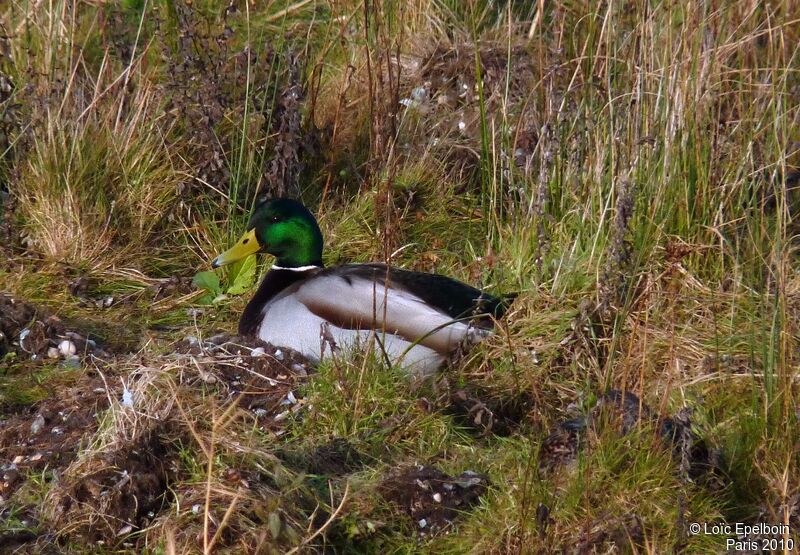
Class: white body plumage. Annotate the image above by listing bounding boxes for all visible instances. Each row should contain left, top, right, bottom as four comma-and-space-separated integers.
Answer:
256, 269, 481, 375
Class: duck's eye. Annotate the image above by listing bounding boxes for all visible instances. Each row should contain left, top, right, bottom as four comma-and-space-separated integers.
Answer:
269, 215, 280, 223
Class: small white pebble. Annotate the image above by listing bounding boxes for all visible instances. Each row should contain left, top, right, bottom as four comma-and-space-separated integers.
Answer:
198, 370, 217, 383
122, 386, 134, 408
291, 364, 307, 377
251, 347, 266, 357
433, 493, 442, 503
273, 349, 284, 361
47, 347, 60, 359
58, 340, 77, 357
418, 518, 427, 529
116, 524, 132, 536
192, 504, 201, 514
30, 414, 45, 434
411, 86, 427, 101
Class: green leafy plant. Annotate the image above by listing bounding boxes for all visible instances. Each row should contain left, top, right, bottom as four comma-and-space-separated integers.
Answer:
191, 270, 222, 304
225, 255, 257, 295
192, 255, 257, 304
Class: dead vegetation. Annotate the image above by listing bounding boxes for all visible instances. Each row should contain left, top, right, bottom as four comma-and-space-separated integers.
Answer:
0, 0, 799, 553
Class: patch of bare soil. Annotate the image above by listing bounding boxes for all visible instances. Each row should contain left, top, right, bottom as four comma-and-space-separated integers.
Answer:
445, 386, 535, 437
0, 373, 111, 502
47, 428, 179, 543
22, 339, 309, 548
0, 294, 138, 510
175, 333, 311, 432
415, 43, 539, 121
538, 416, 586, 473
0, 293, 108, 361
1, 327, 312, 551
390, 39, 573, 185
576, 512, 645, 553
304, 438, 367, 476
379, 465, 489, 536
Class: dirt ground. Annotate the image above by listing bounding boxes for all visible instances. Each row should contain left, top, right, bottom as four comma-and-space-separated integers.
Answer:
379, 464, 489, 535
0, 293, 318, 549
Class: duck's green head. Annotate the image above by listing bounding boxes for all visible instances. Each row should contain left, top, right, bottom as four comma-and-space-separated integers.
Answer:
212, 198, 324, 269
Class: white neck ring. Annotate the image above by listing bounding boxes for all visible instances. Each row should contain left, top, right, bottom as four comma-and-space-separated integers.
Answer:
271, 264, 321, 272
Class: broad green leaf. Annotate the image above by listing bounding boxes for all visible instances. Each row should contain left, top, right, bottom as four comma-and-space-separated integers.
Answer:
226, 255, 257, 295
192, 270, 222, 296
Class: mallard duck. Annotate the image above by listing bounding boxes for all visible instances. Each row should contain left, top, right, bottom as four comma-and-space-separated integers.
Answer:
212, 198, 513, 374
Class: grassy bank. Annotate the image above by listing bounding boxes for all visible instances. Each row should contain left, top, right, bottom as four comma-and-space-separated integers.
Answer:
0, 1, 798, 553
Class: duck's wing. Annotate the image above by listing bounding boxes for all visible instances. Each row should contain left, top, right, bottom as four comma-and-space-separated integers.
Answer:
349, 264, 513, 322
292, 264, 505, 354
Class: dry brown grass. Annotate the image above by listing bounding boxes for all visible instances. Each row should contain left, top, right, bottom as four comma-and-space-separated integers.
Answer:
1, 0, 799, 552
37, 338, 312, 552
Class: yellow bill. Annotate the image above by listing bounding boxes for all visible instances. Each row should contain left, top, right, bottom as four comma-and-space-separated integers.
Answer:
212, 228, 260, 268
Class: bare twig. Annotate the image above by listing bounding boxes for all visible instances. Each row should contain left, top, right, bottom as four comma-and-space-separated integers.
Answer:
286, 481, 350, 554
